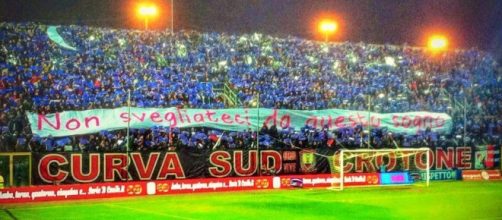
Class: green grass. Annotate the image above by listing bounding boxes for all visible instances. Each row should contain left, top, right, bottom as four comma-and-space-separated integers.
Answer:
2, 181, 502, 220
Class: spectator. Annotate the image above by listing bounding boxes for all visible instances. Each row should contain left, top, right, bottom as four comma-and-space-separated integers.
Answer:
0, 22, 500, 151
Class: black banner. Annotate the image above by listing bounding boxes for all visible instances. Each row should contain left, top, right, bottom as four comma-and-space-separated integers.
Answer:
34, 149, 297, 184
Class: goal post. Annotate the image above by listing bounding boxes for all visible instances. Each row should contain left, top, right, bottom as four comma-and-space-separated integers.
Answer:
328, 148, 431, 190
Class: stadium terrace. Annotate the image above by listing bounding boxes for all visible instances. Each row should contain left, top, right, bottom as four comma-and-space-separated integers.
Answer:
0, 0, 501, 218
0, 22, 500, 191
0, 23, 500, 153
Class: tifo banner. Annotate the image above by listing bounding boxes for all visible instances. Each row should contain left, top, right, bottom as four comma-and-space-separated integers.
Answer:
26, 107, 452, 137
32, 149, 282, 184
31, 146, 487, 185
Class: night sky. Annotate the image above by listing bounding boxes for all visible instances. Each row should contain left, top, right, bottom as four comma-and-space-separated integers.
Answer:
1, 0, 501, 57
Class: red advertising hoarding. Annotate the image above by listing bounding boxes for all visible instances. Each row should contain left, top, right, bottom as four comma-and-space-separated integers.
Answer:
462, 170, 501, 181
278, 173, 380, 188
0, 173, 383, 204
153, 176, 274, 195
0, 182, 147, 203
0, 176, 276, 204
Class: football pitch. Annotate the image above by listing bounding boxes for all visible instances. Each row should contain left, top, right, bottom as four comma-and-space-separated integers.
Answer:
1, 181, 501, 220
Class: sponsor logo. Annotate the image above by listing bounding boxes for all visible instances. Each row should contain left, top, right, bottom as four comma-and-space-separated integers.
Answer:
481, 171, 489, 180
126, 184, 143, 195
281, 178, 291, 187
281, 173, 380, 188
300, 150, 316, 173
410, 170, 459, 181
157, 183, 169, 193
462, 170, 501, 181
380, 172, 411, 185
256, 179, 269, 189
367, 174, 380, 184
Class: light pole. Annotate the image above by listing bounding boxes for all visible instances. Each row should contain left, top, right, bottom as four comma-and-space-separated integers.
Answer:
366, 93, 385, 148
256, 92, 260, 175
367, 95, 371, 148
171, 0, 174, 34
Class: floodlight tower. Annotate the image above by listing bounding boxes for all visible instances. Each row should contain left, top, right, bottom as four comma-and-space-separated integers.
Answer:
170, 0, 174, 33
138, 4, 158, 30
428, 35, 448, 51
319, 20, 338, 42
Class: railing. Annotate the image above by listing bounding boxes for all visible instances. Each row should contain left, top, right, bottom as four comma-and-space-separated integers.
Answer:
223, 83, 241, 107
214, 82, 241, 107
0, 152, 32, 188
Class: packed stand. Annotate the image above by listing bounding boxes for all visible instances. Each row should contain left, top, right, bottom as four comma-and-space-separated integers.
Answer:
0, 22, 501, 152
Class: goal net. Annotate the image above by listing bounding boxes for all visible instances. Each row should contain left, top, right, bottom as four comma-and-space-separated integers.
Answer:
328, 148, 431, 190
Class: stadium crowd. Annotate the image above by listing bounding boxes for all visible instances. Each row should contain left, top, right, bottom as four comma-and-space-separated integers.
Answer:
0, 22, 501, 152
